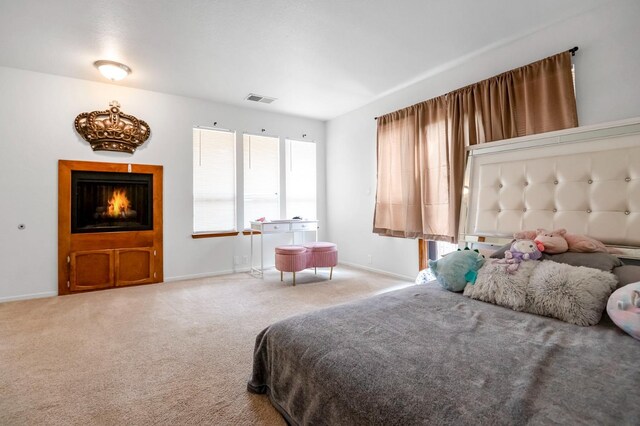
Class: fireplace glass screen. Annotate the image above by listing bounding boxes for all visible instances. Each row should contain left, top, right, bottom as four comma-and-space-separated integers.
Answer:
71, 171, 153, 233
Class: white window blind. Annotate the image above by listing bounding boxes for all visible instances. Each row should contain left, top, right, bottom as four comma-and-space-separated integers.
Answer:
243, 134, 280, 228
285, 139, 316, 220
193, 128, 236, 233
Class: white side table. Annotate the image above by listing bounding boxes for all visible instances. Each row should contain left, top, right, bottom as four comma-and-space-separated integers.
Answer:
249, 220, 318, 278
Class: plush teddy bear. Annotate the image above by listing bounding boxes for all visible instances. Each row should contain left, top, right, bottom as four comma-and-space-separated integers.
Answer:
428, 248, 485, 292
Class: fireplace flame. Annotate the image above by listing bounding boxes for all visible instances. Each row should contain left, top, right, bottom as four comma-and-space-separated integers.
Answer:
107, 189, 131, 218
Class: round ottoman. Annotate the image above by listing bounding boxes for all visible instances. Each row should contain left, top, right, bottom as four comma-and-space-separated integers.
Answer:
303, 242, 338, 279
275, 245, 308, 286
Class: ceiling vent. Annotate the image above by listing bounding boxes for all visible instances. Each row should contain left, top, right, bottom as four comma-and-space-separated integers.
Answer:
245, 93, 277, 104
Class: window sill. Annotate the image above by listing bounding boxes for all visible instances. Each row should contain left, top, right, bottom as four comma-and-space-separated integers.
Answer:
192, 231, 239, 239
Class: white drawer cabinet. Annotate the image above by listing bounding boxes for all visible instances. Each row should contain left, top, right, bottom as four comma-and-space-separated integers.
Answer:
261, 223, 290, 233
291, 222, 313, 231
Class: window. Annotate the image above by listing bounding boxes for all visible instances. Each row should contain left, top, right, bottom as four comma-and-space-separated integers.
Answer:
434, 241, 458, 259
243, 134, 280, 228
419, 240, 459, 270
193, 129, 318, 236
285, 139, 316, 220
193, 128, 236, 233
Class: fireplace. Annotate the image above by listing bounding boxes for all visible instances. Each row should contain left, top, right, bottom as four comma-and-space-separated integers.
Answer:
59, 160, 163, 295
71, 171, 153, 233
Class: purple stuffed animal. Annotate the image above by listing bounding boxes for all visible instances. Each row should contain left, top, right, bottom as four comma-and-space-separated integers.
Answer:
505, 239, 544, 261
497, 239, 544, 273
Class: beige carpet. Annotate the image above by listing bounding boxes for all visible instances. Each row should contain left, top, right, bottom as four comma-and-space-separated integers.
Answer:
0, 265, 412, 425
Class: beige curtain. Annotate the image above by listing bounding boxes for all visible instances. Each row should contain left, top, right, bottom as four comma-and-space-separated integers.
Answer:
373, 98, 449, 239
373, 51, 578, 242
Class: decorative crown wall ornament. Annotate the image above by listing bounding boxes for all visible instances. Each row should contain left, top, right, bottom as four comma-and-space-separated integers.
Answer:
74, 101, 151, 154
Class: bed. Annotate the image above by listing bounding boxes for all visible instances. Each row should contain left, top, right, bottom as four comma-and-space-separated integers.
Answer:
248, 118, 640, 425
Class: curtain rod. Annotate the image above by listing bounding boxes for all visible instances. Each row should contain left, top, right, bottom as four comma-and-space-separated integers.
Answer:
374, 46, 580, 120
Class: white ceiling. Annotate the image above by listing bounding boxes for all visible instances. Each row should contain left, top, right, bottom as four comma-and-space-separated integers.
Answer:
0, 0, 608, 121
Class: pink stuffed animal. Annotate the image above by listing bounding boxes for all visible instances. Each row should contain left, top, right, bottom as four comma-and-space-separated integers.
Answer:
564, 233, 623, 254
513, 228, 621, 254
535, 229, 569, 254
513, 228, 568, 254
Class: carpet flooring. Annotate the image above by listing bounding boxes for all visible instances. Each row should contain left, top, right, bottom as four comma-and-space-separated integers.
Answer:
0, 266, 412, 425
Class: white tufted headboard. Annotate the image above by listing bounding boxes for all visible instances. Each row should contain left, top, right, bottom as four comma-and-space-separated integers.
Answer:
460, 117, 640, 252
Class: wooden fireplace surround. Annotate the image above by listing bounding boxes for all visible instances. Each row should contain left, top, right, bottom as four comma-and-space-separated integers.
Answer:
58, 160, 163, 295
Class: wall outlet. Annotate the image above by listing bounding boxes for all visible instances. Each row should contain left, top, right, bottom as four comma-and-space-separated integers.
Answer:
233, 255, 241, 265
367, 254, 372, 264
242, 255, 248, 264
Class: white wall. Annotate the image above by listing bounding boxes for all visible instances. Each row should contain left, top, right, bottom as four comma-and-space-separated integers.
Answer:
326, 1, 640, 280
0, 67, 325, 301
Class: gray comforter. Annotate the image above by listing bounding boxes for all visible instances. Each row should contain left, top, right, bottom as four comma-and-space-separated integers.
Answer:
248, 283, 640, 425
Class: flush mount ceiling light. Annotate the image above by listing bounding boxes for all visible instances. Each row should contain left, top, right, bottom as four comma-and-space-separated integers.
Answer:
93, 60, 131, 81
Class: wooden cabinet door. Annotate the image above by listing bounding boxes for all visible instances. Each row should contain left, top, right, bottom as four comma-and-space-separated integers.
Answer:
70, 249, 115, 291
115, 247, 155, 286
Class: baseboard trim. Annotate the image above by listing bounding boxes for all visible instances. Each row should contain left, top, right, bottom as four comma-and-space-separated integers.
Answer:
339, 261, 414, 282
0, 264, 410, 302
0, 291, 57, 303
164, 266, 268, 283
1, 266, 275, 302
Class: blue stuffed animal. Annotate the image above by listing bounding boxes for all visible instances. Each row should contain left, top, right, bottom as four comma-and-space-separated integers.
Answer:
428, 248, 485, 292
